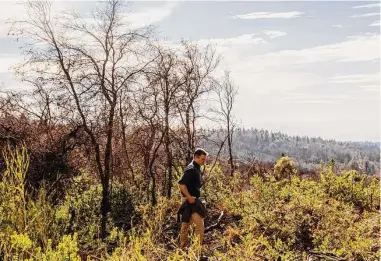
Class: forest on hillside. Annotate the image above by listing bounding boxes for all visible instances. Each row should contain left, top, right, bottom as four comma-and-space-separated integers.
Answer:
199, 128, 380, 175
0, 1, 380, 260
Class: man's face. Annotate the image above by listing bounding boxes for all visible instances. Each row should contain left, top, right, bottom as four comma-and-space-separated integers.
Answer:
195, 154, 207, 166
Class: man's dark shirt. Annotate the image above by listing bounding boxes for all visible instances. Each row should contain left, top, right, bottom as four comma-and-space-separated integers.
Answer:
178, 160, 202, 198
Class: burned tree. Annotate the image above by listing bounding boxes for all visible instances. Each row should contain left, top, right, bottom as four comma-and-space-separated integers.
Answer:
148, 45, 185, 199
128, 71, 165, 206
175, 41, 219, 166
214, 71, 238, 176
9, 0, 153, 238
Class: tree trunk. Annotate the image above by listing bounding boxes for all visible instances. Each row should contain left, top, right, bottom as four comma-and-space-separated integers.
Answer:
166, 133, 173, 198
185, 109, 193, 164
227, 122, 234, 176
165, 109, 173, 198
100, 178, 110, 239
150, 166, 157, 206
100, 103, 115, 239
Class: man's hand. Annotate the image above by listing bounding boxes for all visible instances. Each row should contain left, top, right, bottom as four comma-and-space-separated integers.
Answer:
187, 196, 195, 204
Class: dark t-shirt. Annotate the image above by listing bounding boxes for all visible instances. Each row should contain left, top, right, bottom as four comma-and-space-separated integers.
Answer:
178, 161, 202, 198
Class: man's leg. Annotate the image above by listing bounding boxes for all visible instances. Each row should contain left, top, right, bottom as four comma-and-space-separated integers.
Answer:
179, 197, 190, 249
190, 212, 204, 246
180, 221, 190, 248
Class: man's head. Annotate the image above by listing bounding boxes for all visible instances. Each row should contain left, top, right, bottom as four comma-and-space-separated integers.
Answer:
193, 148, 208, 166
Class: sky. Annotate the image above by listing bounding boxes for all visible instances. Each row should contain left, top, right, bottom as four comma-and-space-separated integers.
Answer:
0, 1, 380, 142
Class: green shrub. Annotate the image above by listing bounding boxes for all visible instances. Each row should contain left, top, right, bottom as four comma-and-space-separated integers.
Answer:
274, 156, 298, 182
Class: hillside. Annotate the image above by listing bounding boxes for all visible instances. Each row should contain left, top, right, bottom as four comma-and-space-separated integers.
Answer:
0, 1, 379, 260
199, 128, 380, 175
1, 147, 379, 260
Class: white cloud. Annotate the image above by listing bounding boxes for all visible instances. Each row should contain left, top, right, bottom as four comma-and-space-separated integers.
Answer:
120, 2, 178, 29
281, 92, 377, 103
330, 73, 380, 94
232, 11, 304, 19
232, 70, 325, 95
330, 73, 380, 84
188, 33, 380, 97
0, 24, 9, 37
262, 30, 287, 39
197, 34, 267, 46
0, 1, 177, 37
190, 32, 380, 141
348, 85, 380, 93
252, 34, 380, 69
161, 34, 268, 70
369, 20, 380, 26
359, 85, 379, 92
287, 99, 344, 104
0, 1, 88, 38
162, 34, 267, 61
351, 12, 380, 18
332, 24, 343, 28
0, 54, 23, 73
0, 2, 26, 37
352, 3, 381, 9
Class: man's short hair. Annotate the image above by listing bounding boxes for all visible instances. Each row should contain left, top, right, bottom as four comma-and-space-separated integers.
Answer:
194, 148, 208, 157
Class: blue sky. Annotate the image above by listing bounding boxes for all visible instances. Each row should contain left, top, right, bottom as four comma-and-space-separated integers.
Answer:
0, 1, 380, 142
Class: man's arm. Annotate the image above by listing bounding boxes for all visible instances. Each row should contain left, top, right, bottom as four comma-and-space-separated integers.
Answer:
178, 168, 195, 203
178, 184, 195, 203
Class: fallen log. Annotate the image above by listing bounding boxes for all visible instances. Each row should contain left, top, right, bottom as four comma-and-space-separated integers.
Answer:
205, 211, 224, 233
307, 251, 346, 261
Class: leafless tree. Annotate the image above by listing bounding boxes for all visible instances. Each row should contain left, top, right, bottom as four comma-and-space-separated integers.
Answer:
9, 0, 154, 238
128, 73, 165, 205
213, 71, 238, 176
175, 41, 219, 165
148, 45, 185, 199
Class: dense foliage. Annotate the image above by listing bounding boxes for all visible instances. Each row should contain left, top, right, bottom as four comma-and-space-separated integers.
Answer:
1, 146, 379, 260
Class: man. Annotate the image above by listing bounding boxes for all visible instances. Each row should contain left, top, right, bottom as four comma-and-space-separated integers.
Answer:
177, 148, 208, 249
